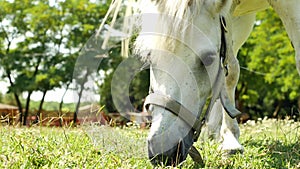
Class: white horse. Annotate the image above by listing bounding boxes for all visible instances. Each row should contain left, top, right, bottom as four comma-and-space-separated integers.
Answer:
133, 0, 300, 166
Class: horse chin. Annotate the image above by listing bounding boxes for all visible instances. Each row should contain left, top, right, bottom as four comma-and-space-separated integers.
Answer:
148, 131, 194, 166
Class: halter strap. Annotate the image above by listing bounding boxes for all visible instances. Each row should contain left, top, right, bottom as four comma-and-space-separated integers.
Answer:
220, 16, 229, 76
144, 89, 214, 164
144, 93, 205, 138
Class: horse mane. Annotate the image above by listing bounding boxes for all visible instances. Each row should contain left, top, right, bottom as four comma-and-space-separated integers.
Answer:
98, 0, 231, 58
134, 0, 205, 60
155, 0, 203, 19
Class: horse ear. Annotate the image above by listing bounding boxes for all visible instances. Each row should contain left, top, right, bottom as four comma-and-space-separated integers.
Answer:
220, 86, 241, 118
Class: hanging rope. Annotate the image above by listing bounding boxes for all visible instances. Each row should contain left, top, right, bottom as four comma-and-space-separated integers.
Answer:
121, 0, 135, 57
96, 0, 137, 57
240, 66, 268, 76
95, 0, 119, 38
101, 0, 123, 49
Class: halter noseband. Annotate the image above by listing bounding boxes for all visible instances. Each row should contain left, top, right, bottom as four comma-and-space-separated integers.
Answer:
143, 16, 236, 164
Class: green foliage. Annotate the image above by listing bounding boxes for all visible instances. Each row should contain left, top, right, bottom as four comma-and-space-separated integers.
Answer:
0, 92, 3, 103
0, 92, 75, 111
1, 0, 299, 120
0, 120, 299, 168
28, 100, 76, 112
98, 48, 150, 113
129, 69, 150, 111
237, 8, 300, 119
0, 93, 16, 106
99, 71, 118, 113
0, 0, 110, 120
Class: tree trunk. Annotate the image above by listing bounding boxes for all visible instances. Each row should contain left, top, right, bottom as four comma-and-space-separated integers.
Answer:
73, 83, 84, 126
14, 93, 23, 125
36, 90, 47, 123
23, 54, 42, 126
6, 70, 23, 124
59, 83, 70, 112
273, 101, 282, 118
3, 37, 24, 124
3, 34, 24, 125
58, 83, 70, 127
23, 91, 32, 126
73, 71, 89, 126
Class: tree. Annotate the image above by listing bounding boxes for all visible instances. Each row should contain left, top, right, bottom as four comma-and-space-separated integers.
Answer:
58, 0, 112, 124
0, 0, 34, 123
0, 0, 111, 125
237, 8, 300, 119
0, 0, 74, 125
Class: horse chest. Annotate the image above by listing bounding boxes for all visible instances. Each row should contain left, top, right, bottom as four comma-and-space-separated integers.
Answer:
233, 0, 270, 16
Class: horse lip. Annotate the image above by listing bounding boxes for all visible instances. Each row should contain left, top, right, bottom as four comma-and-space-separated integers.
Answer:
148, 141, 186, 166
148, 132, 193, 166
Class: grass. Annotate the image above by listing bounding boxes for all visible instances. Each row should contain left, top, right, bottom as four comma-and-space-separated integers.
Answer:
0, 119, 299, 168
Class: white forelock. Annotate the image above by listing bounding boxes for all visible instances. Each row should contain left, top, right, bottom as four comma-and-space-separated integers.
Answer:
134, 0, 232, 61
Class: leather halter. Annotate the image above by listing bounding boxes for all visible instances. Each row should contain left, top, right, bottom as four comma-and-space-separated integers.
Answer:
143, 16, 233, 163
220, 16, 229, 76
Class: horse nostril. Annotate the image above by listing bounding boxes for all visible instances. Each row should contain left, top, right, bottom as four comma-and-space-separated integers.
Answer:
147, 132, 194, 166
148, 140, 187, 166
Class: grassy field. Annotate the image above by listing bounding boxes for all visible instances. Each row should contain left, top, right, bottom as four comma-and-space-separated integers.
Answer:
0, 119, 299, 168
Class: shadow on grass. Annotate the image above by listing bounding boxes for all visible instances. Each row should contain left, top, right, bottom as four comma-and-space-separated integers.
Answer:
243, 138, 300, 168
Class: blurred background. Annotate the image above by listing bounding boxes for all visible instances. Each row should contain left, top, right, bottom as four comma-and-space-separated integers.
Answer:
0, 0, 299, 127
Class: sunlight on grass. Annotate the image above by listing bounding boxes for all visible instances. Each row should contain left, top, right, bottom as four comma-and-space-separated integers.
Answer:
0, 119, 299, 168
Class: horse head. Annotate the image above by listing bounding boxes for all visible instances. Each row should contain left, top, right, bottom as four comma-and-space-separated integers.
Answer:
134, 0, 239, 166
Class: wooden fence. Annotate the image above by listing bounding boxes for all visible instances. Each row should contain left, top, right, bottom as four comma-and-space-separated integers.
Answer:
1, 109, 151, 128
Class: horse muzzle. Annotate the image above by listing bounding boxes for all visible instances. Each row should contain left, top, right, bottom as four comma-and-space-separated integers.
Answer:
147, 134, 193, 166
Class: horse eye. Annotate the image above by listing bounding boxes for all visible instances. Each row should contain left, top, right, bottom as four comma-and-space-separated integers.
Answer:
200, 51, 216, 66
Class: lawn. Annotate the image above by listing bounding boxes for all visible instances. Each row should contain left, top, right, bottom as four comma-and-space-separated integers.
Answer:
0, 119, 299, 168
